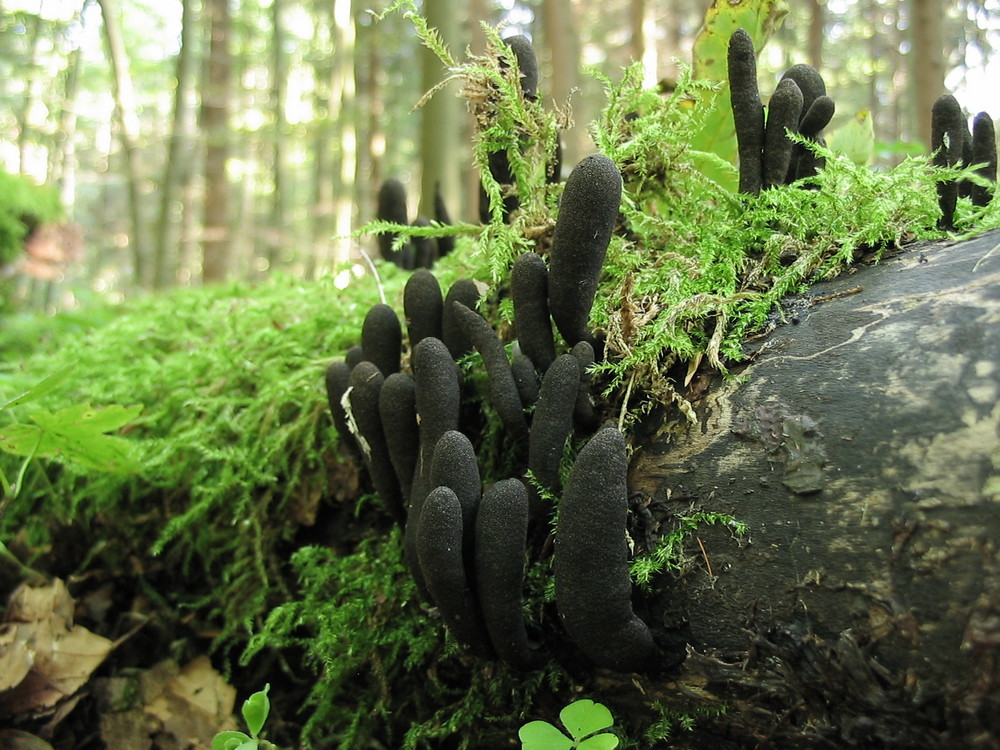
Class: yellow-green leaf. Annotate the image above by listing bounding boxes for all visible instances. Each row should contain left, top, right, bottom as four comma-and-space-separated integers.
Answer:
689, 0, 789, 191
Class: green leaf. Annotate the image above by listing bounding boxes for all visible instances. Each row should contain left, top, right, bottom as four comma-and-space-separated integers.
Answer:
0, 403, 142, 473
689, 0, 789, 191
0, 363, 76, 411
518, 720, 574, 750
578, 735, 620, 750
242, 684, 271, 738
560, 700, 615, 741
212, 731, 252, 750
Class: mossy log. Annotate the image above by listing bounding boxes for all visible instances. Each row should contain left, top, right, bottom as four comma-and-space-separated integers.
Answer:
618, 229, 1000, 749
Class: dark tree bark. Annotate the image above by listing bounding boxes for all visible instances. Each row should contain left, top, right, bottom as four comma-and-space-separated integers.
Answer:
611, 230, 1000, 749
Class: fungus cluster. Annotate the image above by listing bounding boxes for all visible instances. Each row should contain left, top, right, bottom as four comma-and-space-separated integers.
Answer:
932, 93, 997, 230
375, 178, 455, 269
727, 27, 997, 225
728, 28, 835, 195
324, 151, 658, 674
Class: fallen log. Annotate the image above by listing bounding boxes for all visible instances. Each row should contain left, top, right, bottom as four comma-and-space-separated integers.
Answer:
625, 229, 1000, 749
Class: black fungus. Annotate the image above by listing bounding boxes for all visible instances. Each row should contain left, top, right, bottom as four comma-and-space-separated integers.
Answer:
779, 65, 832, 184
434, 183, 456, 257
502, 34, 539, 101
728, 29, 765, 195
379, 372, 420, 504
511, 251, 556, 374
555, 427, 656, 672
348, 361, 405, 524
932, 93, 965, 230
971, 112, 997, 208
475, 478, 539, 670
324, 360, 357, 454
762, 78, 803, 189
410, 216, 437, 270
430, 430, 482, 573
345, 345, 365, 370
527, 354, 580, 520
417, 486, 495, 658
570, 340, 599, 435
511, 349, 541, 408
453, 301, 530, 445
548, 154, 622, 348
405, 337, 462, 596
797, 95, 835, 138
376, 178, 410, 266
441, 279, 482, 360
404, 269, 444, 348
361, 303, 402, 377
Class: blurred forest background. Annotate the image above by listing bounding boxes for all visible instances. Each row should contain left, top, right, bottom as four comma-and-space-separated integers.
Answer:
1, 0, 997, 310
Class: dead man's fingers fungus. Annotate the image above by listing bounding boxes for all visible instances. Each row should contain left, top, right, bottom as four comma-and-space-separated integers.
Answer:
430, 429, 482, 570
932, 93, 965, 230
404, 269, 444, 348
971, 112, 997, 208
475, 478, 540, 671
379, 372, 419, 505
348, 361, 405, 524
548, 154, 622, 348
453, 301, 530, 445
417, 486, 494, 658
555, 427, 656, 673
511, 251, 556, 374
763, 78, 803, 189
361, 303, 402, 377
728, 28, 765, 195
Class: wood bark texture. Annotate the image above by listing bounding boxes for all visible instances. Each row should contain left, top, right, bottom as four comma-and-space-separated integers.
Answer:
621, 230, 1000, 749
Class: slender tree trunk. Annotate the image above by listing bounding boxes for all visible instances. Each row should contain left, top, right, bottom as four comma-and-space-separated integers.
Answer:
153, 0, 199, 290
331, 0, 357, 268
55, 36, 85, 214
541, 0, 584, 166
910, 0, 945, 149
96, 0, 148, 289
15, 9, 43, 177
630, 0, 658, 89
200, 0, 233, 283
808, 0, 824, 69
267, 0, 291, 273
308, 6, 334, 279
419, 0, 462, 221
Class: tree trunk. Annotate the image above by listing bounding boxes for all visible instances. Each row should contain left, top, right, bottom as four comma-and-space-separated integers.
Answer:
96, 0, 148, 288
808, 0, 824, 69
153, 0, 199, 289
267, 0, 291, 274
541, 0, 584, 167
331, 0, 357, 269
419, 0, 462, 222
630, 0, 658, 89
200, 0, 233, 284
909, 0, 945, 150
15, 10, 43, 177
615, 230, 1000, 748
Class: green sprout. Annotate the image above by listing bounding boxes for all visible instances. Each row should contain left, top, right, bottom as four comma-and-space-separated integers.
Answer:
519, 699, 620, 750
212, 684, 278, 750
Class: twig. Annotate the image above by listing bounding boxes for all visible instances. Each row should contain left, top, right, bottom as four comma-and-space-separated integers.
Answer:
358, 248, 386, 305
696, 536, 714, 578
809, 286, 864, 306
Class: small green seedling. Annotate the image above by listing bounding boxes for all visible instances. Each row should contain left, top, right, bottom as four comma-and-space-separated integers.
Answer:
212, 684, 278, 750
519, 699, 620, 750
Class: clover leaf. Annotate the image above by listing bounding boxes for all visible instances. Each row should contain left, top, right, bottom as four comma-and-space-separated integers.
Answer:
518, 699, 620, 750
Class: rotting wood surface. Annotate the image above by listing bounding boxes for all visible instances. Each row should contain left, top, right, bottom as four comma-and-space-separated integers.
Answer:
624, 229, 1000, 749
